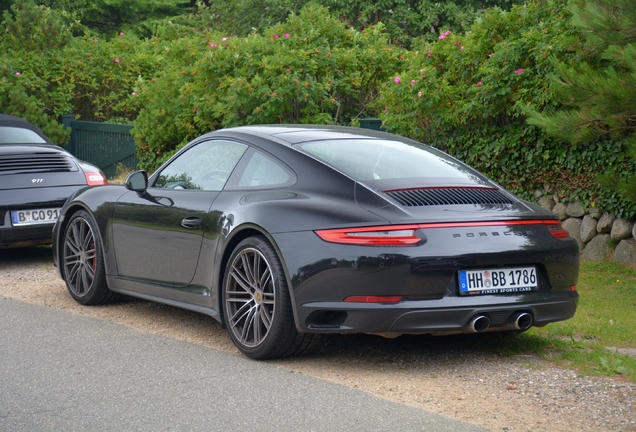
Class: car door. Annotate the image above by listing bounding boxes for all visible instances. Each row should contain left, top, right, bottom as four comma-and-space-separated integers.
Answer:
111, 139, 248, 288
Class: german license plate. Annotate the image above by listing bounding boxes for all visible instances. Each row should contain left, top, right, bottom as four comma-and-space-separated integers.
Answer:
458, 266, 538, 295
11, 208, 61, 226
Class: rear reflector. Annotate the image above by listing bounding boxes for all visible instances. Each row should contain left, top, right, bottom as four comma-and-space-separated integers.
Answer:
85, 172, 108, 186
315, 219, 571, 245
544, 220, 570, 239
343, 295, 403, 303
570, 285, 577, 292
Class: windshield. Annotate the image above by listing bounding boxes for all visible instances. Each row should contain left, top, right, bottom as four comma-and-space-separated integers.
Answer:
0, 127, 47, 144
295, 139, 474, 181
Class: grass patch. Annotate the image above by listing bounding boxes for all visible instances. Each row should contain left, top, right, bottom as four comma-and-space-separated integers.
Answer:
109, 163, 135, 185
472, 261, 636, 381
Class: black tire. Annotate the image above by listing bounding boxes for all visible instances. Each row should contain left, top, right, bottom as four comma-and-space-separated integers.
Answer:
223, 236, 317, 359
61, 210, 119, 305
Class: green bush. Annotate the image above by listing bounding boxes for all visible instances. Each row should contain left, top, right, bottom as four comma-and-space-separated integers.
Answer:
1, 0, 633, 219
0, 0, 73, 143
377, 0, 636, 218
60, 33, 161, 122
132, 5, 407, 171
205, 0, 524, 47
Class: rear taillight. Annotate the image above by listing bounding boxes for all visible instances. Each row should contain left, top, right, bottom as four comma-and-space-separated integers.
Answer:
316, 219, 572, 245
85, 172, 108, 186
544, 220, 570, 239
315, 225, 422, 246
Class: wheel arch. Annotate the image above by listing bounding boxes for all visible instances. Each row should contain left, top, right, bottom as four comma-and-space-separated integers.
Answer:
56, 202, 114, 278
216, 224, 298, 330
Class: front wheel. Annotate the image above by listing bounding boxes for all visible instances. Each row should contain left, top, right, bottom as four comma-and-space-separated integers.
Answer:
62, 210, 118, 305
223, 236, 316, 359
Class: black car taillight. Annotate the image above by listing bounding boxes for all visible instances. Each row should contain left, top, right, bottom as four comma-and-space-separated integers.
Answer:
315, 225, 422, 246
545, 220, 570, 239
315, 219, 571, 245
84, 172, 108, 186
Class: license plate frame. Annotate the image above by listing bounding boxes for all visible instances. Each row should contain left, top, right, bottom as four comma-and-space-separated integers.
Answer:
458, 266, 538, 295
11, 208, 61, 226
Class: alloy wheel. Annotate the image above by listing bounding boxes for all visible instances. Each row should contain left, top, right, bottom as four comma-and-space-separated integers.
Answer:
63, 216, 97, 297
225, 247, 276, 347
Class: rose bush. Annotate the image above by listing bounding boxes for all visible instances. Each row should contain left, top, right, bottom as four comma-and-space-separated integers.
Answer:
132, 5, 407, 170
377, 0, 635, 218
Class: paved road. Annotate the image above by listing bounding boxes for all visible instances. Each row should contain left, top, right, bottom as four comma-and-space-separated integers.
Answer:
0, 297, 486, 432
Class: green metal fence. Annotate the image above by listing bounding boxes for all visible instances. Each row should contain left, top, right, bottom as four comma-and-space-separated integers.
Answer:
60, 115, 138, 179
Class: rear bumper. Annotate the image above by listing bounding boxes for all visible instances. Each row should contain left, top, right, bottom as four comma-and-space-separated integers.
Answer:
0, 186, 84, 248
0, 219, 55, 248
272, 226, 580, 335
300, 293, 578, 334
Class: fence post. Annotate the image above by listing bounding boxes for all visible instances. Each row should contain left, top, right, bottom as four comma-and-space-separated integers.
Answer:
59, 114, 76, 153
359, 117, 386, 132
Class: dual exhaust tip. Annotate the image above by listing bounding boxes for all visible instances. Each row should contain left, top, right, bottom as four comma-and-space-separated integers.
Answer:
467, 311, 533, 333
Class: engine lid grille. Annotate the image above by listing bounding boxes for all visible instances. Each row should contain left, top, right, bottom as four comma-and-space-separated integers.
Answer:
384, 187, 514, 207
0, 152, 75, 174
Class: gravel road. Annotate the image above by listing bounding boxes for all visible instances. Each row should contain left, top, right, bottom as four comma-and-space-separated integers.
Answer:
1, 247, 635, 432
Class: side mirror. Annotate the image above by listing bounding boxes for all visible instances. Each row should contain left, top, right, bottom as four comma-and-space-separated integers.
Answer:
125, 170, 148, 193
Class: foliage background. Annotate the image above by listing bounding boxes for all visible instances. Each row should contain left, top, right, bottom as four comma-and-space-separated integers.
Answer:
0, 0, 634, 218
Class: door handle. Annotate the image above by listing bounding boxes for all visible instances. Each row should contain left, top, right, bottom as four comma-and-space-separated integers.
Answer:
181, 217, 203, 229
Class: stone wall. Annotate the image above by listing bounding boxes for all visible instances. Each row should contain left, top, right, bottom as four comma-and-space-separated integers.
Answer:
535, 189, 636, 266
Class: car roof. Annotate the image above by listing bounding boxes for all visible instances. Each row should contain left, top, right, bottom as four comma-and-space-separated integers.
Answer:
213, 124, 409, 145
0, 114, 53, 144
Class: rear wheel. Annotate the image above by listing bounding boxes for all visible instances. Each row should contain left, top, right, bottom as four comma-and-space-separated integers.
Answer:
62, 210, 118, 305
223, 236, 316, 359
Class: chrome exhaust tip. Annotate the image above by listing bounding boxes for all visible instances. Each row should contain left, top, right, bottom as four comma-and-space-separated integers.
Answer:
507, 312, 533, 331
467, 315, 490, 333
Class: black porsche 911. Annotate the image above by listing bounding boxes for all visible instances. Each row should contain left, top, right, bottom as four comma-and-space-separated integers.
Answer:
52, 125, 579, 359
0, 114, 108, 248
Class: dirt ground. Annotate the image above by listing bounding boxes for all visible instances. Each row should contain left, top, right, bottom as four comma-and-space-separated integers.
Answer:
1, 247, 635, 432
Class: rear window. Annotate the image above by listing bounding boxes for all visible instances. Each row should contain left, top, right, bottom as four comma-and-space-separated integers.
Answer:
295, 139, 473, 181
0, 127, 47, 144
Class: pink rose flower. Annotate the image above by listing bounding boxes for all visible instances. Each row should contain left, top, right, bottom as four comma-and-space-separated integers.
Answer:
514, 68, 525, 74
15, 72, 20, 76
476, 82, 482, 87
461, 46, 465, 50
273, 34, 279, 39
119, 32, 124, 36
427, 52, 433, 57
115, 58, 120, 63
410, 80, 415, 86
418, 92, 422, 98
283, 33, 290, 38
209, 43, 217, 48
394, 76, 401, 84
222, 37, 227, 42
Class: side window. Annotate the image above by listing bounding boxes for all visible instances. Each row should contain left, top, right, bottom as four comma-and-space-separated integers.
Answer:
154, 140, 247, 191
238, 151, 291, 187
